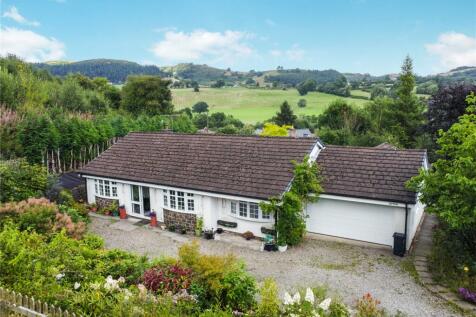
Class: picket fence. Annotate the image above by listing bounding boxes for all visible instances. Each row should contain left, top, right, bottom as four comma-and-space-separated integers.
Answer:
0, 288, 77, 317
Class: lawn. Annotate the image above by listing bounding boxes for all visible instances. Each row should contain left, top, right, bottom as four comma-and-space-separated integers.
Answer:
172, 87, 370, 123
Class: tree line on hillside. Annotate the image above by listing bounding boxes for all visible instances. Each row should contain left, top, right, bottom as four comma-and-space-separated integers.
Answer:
34, 59, 168, 84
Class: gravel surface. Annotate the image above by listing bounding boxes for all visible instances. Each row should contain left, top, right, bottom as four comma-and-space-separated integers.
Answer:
89, 216, 460, 317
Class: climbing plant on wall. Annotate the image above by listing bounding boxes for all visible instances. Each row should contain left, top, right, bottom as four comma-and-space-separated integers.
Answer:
260, 155, 323, 246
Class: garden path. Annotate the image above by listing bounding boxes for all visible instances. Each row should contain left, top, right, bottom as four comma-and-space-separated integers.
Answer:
413, 214, 476, 315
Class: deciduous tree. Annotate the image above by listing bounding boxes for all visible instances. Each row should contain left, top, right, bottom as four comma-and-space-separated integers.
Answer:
121, 76, 173, 115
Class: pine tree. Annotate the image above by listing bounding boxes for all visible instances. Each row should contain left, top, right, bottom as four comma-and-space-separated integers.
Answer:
389, 56, 425, 147
274, 101, 297, 126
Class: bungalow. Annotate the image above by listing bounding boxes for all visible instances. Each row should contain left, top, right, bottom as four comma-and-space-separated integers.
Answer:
79, 132, 427, 252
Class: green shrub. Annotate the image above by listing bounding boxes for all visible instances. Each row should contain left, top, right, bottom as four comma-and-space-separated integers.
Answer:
429, 224, 476, 292
178, 241, 257, 311
58, 189, 75, 206
17, 206, 56, 233
256, 278, 280, 317
221, 268, 257, 311
0, 159, 48, 203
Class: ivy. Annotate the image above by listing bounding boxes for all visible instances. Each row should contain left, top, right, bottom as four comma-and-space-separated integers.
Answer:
261, 155, 322, 246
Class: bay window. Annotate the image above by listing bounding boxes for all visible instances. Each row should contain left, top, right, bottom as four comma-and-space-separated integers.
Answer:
231, 200, 270, 221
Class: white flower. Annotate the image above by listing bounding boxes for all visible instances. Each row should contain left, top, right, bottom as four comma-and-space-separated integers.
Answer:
104, 275, 119, 291
123, 289, 132, 301
292, 292, 301, 304
118, 276, 125, 284
283, 292, 293, 305
305, 287, 315, 304
74, 282, 81, 290
318, 298, 332, 311
55, 273, 65, 280
312, 311, 321, 317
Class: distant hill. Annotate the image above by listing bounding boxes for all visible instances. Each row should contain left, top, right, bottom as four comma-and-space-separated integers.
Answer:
32, 58, 476, 87
436, 66, 476, 81
344, 67, 476, 85
34, 59, 170, 84
262, 68, 345, 86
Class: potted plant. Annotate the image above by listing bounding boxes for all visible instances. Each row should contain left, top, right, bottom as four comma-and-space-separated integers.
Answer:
118, 205, 127, 219
150, 211, 158, 227
263, 234, 277, 252
110, 201, 119, 217
242, 231, 254, 241
203, 228, 214, 240
168, 224, 176, 232
195, 217, 203, 237
180, 227, 187, 235
89, 203, 98, 213
277, 236, 287, 252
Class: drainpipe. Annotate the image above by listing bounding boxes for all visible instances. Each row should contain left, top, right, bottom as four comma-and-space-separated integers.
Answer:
404, 203, 409, 253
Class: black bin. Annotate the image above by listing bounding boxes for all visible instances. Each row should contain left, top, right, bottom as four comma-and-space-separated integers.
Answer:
393, 232, 406, 257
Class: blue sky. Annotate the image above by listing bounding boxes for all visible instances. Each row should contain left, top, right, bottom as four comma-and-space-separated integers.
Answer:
1, 0, 475, 75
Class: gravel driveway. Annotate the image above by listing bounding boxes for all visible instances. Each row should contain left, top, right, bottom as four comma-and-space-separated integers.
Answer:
89, 216, 460, 317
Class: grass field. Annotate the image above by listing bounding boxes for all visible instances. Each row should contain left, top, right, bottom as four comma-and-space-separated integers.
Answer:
172, 87, 370, 123
350, 89, 371, 98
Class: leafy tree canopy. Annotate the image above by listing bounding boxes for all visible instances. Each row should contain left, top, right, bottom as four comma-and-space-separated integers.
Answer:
192, 101, 209, 113
121, 75, 173, 116
408, 93, 476, 229
0, 159, 48, 202
260, 123, 291, 137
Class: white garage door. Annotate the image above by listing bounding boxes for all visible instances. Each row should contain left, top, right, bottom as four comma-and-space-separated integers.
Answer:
306, 198, 405, 247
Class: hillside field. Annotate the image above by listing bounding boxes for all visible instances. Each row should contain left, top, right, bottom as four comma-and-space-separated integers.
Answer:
172, 87, 369, 123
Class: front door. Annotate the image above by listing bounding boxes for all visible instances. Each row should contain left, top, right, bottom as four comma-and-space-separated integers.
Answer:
131, 185, 151, 217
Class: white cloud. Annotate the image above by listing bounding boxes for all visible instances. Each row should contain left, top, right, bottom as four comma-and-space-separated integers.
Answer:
0, 27, 65, 62
151, 29, 253, 62
2, 6, 40, 27
265, 19, 276, 27
425, 32, 476, 69
269, 45, 305, 61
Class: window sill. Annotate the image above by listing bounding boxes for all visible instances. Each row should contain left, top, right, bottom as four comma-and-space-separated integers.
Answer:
95, 194, 119, 200
164, 207, 196, 215
228, 214, 273, 223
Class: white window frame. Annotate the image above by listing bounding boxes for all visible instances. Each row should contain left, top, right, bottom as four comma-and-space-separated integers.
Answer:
163, 189, 196, 213
94, 179, 118, 199
230, 200, 271, 222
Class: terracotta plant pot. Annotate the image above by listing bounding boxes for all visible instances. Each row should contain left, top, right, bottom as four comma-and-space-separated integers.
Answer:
119, 206, 127, 219
150, 215, 158, 227
91, 207, 97, 212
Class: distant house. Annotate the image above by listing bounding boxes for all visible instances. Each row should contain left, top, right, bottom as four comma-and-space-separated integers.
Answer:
79, 132, 427, 252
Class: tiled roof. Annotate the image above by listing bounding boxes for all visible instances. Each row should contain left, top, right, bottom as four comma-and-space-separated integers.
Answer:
317, 145, 426, 204
79, 132, 318, 200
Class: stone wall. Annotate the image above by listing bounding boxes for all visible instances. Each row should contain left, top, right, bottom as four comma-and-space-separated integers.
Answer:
164, 209, 196, 232
95, 196, 118, 210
